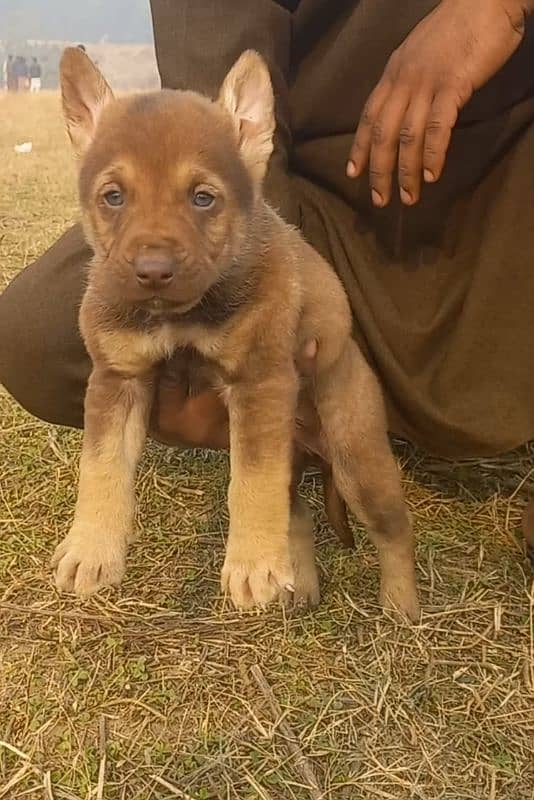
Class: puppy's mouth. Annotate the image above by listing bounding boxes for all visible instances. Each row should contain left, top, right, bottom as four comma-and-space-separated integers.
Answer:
140, 294, 205, 315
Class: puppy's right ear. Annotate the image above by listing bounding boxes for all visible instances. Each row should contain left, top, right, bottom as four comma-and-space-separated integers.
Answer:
218, 50, 275, 185
60, 47, 114, 157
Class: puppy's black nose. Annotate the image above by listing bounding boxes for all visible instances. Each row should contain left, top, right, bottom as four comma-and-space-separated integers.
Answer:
134, 251, 175, 291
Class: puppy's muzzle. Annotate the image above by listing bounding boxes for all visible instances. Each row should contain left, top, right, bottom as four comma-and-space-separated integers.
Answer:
134, 250, 176, 292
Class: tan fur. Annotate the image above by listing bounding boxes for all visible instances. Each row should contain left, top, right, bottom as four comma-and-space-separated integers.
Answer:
51, 369, 153, 596
52, 47, 420, 619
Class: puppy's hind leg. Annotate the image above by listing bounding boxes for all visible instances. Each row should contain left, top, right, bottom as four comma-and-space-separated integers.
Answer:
316, 341, 419, 621
283, 495, 321, 608
321, 463, 354, 548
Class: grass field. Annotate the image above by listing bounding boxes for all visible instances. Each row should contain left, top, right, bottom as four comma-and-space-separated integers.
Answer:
1, 92, 533, 800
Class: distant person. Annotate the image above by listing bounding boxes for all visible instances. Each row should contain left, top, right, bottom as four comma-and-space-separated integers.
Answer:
20, 57, 29, 91
13, 56, 29, 91
11, 56, 21, 91
2, 54, 14, 91
29, 57, 42, 93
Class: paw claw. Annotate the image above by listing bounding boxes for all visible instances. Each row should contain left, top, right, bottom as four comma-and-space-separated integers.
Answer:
221, 547, 294, 610
52, 524, 127, 598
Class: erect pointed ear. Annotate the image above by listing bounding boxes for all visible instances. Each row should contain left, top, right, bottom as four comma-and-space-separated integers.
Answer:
60, 47, 114, 157
218, 50, 275, 184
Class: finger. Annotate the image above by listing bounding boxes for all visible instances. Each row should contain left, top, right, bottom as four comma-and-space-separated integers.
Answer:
368, 88, 410, 206
397, 89, 433, 205
422, 90, 459, 183
347, 79, 392, 178
295, 337, 317, 377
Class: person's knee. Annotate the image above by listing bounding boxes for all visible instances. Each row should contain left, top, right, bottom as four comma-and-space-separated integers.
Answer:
0, 226, 92, 428
0, 273, 88, 428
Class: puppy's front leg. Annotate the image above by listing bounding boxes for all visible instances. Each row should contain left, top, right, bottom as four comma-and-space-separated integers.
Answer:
221, 367, 298, 608
52, 367, 154, 597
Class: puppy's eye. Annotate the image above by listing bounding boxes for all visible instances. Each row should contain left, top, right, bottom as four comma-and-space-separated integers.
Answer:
192, 190, 215, 209
103, 189, 124, 207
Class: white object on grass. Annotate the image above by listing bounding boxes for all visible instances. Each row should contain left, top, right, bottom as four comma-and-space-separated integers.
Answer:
14, 142, 32, 153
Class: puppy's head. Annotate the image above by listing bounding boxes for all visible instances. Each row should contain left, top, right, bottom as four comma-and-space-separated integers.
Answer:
60, 48, 275, 313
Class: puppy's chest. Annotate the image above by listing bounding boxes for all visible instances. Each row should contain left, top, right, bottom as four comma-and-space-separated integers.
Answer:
98, 320, 231, 377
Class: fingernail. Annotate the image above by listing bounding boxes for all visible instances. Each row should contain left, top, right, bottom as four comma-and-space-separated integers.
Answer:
346, 160, 357, 178
371, 189, 384, 207
424, 169, 435, 183
285, 583, 295, 593
400, 188, 413, 205
303, 338, 318, 360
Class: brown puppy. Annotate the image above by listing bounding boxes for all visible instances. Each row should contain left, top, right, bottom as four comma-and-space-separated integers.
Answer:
52, 47, 419, 619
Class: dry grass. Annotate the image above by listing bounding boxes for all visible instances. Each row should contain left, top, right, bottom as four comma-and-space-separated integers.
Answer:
1, 92, 533, 800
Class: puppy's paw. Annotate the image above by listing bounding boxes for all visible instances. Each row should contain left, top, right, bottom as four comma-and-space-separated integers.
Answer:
51, 524, 127, 598
380, 580, 420, 623
282, 563, 320, 609
283, 500, 320, 609
221, 542, 294, 609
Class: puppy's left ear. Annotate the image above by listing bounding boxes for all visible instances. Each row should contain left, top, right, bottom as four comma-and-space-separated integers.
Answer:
218, 50, 275, 184
60, 47, 114, 158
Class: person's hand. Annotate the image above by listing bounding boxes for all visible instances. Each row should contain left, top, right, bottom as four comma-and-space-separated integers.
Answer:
347, 0, 528, 207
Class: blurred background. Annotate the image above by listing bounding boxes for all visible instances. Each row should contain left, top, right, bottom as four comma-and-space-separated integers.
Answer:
0, 0, 159, 90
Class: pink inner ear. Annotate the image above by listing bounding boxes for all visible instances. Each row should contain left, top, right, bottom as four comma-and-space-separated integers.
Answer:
238, 117, 259, 145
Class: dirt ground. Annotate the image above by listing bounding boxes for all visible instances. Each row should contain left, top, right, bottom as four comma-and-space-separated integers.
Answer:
0, 92, 533, 800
